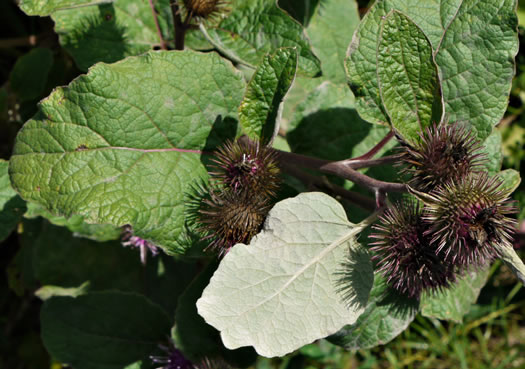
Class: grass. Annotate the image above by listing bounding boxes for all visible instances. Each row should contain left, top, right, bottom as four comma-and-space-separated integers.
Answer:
253, 259, 525, 369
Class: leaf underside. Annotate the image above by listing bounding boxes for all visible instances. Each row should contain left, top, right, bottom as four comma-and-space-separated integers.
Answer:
197, 192, 374, 357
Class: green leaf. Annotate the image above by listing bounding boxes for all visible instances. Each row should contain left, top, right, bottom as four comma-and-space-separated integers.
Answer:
25, 201, 121, 242
328, 274, 418, 350
174, 261, 221, 359
30, 220, 195, 313
499, 245, 525, 285
31, 222, 143, 291
197, 192, 374, 357
420, 267, 490, 323
287, 82, 395, 160
35, 281, 91, 300
497, 168, 521, 194
9, 50, 245, 255
0, 160, 26, 242
41, 291, 171, 369
17, 0, 112, 16
239, 48, 297, 144
52, 1, 170, 71
9, 48, 54, 102
346, 0, 518, 141
434, 0, 518, 140
305, 0, 360, 84
377, 11, 442, 144
200, 0, 321, 77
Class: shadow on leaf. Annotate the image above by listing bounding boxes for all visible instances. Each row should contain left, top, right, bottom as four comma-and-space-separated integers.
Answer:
60, 4, 131, 70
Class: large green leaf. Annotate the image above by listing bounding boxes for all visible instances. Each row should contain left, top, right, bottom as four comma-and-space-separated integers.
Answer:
377, 11, 442, 144
328, 274, 418, 349
9, 50, 245, 255
197, 192, 374, 357
0, 160, 26, 242
17, 0, 112, 16
239, 48, 297, 144
52, 0, 170, 71
420, 267, 490, 322
41, 292, 171, 369
499, 245, 525, 285
200, 0, 321, 77
306, 0, 360, 84
346, 0, 518, 140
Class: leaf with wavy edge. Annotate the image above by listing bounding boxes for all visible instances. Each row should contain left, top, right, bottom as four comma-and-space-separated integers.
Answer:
197, 192, 374, 357
9, 50, 245, 254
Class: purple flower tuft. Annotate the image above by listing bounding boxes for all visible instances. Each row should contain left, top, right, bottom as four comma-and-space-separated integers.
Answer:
150, 340, 233, 369
121, 225, 159, 265
151, 343, 193, 369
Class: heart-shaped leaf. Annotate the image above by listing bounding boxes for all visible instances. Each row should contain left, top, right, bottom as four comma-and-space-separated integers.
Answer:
197, 192, 374, 357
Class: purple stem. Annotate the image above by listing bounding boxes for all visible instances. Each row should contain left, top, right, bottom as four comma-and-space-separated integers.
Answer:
275, 150, 407, 206
350, 129, 395, 161
280, 162, 376, 211
170, 1, 186, 50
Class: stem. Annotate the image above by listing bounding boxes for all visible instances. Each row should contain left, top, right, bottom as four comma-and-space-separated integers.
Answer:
280, 162, 376, 211
275, 150, 401, 171
170, 0, 186, 50
349, 129, 394, 161
320, 161, 407, 193
340, 154, 401, 170
274, 149, 406, 205
0, 35, 38, 48
148, 0, 167, 50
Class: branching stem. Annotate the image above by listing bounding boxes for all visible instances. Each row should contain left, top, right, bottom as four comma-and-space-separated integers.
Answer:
274, 149, 406, 207
279, 162, 376, 211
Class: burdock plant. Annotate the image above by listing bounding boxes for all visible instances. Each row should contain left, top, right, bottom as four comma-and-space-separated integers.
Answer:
4, 0, 523, 363
401, 122, 486, 192
208, 139, 280, 197
196, 188, 271, 254
193, 138, 280, 255
420, 173, 517, 266
369, 201, 457, 299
